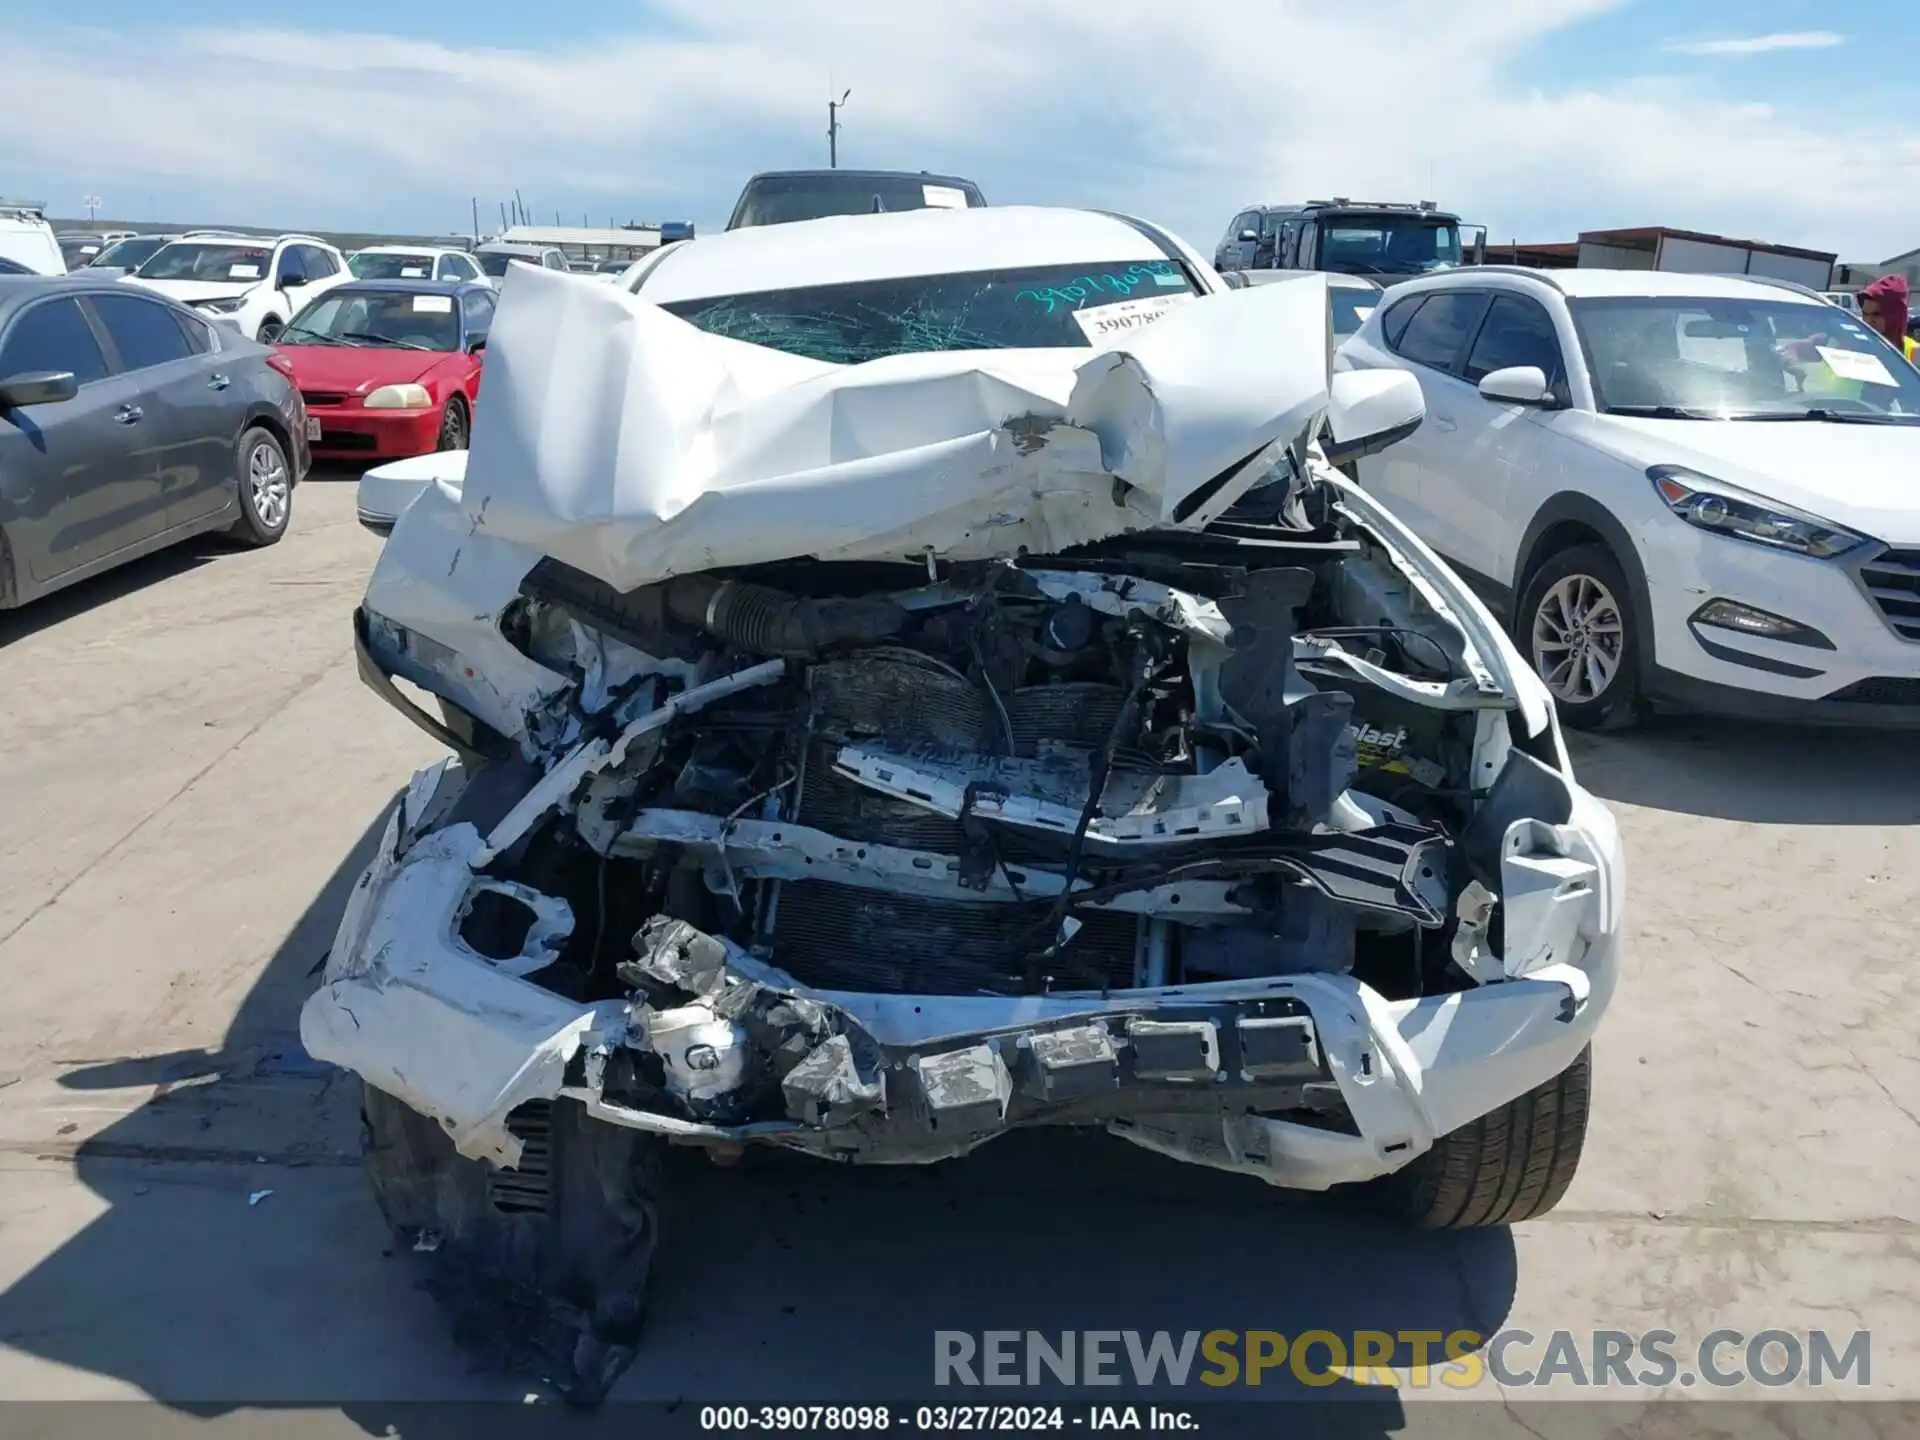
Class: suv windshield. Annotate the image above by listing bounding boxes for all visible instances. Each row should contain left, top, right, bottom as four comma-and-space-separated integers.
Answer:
1319, 217, 1462, 275
1571, 296, 1920, 421
350, 251, 438, 279
136, 242, 275, 283
91, 236, 169, 270
728, 174, 983, 229
477, 251, 537, 277
280, 288, 462, 351
663, 259, 1200, 365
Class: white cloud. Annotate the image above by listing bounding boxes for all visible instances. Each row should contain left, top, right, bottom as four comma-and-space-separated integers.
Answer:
0, 3, 1912, 260
1667, 31, 1847, 57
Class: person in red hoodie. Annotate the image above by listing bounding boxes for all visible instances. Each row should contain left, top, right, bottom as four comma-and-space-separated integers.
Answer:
1858, 274, 1919, 365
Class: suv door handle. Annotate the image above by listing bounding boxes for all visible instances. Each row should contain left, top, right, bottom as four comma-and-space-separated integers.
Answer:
115, 404, 144, 424
208, 373, 231, 390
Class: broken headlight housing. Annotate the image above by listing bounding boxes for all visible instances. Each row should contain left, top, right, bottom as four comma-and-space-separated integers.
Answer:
1648, 465, 1867, 560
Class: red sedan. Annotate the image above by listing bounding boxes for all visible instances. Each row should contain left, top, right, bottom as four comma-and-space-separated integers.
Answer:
275, 280, 492, 461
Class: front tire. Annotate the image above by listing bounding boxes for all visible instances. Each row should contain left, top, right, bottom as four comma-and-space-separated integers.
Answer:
227, 425, 293, 547
436, 394, 470, 452
1372, 1047, 1591, 1228
1515, 543, 1641, 730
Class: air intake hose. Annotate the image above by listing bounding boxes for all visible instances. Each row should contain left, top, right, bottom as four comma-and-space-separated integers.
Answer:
664, 575, 907, 658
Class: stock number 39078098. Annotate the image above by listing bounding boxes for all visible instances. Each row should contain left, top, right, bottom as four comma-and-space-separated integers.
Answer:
699, 1406, 1071, 1432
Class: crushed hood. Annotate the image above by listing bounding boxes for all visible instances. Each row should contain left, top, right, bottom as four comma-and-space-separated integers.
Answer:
442, 264, 1337, 592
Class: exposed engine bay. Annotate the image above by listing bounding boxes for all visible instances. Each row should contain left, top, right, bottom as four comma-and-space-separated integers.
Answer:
505, 517, 1488, 1009
335, 477, 1598, 1164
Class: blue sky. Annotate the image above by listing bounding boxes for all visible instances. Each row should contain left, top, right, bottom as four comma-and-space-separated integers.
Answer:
3, 0, 1916, 261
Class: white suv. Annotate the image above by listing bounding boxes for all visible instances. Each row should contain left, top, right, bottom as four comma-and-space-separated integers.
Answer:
1337, 267, 1920, 728
0, 200, 65, 275
123, 231, 350, 341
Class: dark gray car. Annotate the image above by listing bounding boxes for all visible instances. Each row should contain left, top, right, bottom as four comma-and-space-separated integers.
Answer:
0, 275, 309, 610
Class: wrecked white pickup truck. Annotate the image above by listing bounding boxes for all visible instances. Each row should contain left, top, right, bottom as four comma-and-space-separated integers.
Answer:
303, 208, 1622, 1401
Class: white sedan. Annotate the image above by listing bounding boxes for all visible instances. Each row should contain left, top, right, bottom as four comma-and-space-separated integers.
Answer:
1337, 267, 1920, 728
315, 208, 1620, 1402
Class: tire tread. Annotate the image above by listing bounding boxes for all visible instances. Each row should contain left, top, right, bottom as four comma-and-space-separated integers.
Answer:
1381, 1047, 1591, 1229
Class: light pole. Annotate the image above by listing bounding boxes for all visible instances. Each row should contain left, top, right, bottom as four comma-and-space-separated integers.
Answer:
82, 194, 102, 221
828, 89, 850, 169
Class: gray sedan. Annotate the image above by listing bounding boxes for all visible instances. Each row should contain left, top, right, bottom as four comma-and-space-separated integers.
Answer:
0, 274, 309, 610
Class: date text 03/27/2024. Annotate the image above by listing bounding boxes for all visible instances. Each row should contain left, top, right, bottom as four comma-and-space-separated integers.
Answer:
698, 1406, 1195, 1432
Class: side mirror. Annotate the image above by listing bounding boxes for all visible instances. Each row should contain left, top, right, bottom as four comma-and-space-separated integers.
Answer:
1323, 370, 1425, 466
0, 370, 79, 408
281, 271, 308, 288
1477, 365, 1554, 406
465, 334, 487, 355
1238, 229, 1258, 244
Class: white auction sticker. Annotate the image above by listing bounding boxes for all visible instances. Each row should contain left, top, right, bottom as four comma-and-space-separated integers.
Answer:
1071, 293, 1195, 342
229, 264, 261, 279
412, 295, 454, 313
1817, 346, 1897, 387
401, 266, 427, 277
922, 184, 968, 209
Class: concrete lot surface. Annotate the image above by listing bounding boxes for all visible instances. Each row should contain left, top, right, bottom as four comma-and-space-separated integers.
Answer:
0, 475, 1915, 1435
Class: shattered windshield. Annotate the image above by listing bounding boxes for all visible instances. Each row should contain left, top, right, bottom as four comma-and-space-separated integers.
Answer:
661, 259, 1202, 363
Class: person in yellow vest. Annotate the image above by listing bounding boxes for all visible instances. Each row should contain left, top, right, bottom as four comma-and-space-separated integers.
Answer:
1858, 274, 1919, 365
1777, 276, 1917, 402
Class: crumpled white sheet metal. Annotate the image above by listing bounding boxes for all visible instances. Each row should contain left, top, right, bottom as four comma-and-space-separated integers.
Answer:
299, 802, 625, 1167
452, 264, 1335, 593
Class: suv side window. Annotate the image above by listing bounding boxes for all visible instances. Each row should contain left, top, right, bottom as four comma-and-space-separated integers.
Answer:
1380, 295, 1426, 349
1462, 293, 1565, 384
275, 244, 306, 285
299, 245, 338, 278
87, 293, 194, 371
174, 309, 216, 354
1393, 291, 1486, 372
0, 298, 110, 384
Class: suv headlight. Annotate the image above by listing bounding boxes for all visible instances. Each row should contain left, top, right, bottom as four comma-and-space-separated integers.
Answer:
364, 383, 433, 410
1648, 466, 1866, 560
195, 296, 247, 314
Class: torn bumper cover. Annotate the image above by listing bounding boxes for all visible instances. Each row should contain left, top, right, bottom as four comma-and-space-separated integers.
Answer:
301, 758, 1615, 1189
